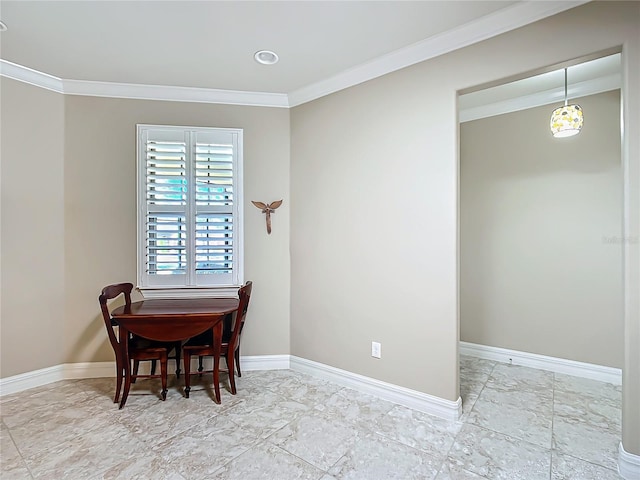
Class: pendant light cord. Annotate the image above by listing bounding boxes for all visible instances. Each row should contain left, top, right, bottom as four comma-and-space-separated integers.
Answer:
564, 68, 568, 107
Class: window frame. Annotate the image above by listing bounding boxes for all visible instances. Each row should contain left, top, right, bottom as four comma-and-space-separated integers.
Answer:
136, 124, 244, 298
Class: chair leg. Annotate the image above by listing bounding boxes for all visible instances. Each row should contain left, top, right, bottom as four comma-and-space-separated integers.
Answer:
114, 360, 123, 403
184, 351, 191, 398
227, 352, 237, 395
198, 355, 204, 376
235, 347, 241, 377
160, 356, 168, 401
150, 359, 157, 376
119, 360, 133, 409
174, 342, 182, 378
132, 360, 139, 383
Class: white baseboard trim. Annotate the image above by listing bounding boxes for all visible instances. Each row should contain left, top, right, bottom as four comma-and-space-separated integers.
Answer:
619, 442, 640, 480
0, 355, 291, 397
190, 354, 290, 373
0, 365, 64, 396
290, 356, 461, 421
239, 354, 290, 371
459, 341, 622, 385
0, 362, 116, 396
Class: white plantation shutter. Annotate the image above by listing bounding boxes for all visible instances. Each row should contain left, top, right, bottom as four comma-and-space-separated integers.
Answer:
194, 132, 234, 278
137, 125, 243, 290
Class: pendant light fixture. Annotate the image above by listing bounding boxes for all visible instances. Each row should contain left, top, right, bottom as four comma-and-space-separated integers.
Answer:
550, 68, 583, 138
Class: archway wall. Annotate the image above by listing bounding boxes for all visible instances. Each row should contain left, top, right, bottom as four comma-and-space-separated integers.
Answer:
460, 90, 623, 369
290, 1, 639, 453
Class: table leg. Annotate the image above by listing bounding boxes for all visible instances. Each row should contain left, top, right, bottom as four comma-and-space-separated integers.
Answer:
213, 320, 222, 404
119, 327, 132, 409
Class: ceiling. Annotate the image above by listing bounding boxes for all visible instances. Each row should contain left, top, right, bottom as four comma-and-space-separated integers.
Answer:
0, 1, 590, 107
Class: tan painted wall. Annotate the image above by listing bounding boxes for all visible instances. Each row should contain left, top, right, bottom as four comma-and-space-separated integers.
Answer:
1, 88, 290, 376
460, 90, 623, 368
290, 1, 639, 452
291, 66, 460, 401
1, 77, 66, 377
62, 96, 291, 365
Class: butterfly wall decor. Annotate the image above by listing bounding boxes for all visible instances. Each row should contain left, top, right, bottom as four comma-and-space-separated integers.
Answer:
251, 200, 283, 234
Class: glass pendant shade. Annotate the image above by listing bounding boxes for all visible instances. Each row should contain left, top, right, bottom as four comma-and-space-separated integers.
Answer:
550, 104, 583, 137
550, 68, 583, 138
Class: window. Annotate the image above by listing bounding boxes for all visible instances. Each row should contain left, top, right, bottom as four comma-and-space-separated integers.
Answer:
137, 125, 243, 297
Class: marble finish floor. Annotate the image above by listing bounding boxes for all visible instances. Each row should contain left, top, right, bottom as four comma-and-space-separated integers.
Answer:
0, 356, 623, 479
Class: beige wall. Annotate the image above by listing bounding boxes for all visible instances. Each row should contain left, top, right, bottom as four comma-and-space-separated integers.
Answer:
291, 66, 459, 401
1, 77, 66, 376
460, 91, 623, 368
290, 1, 639, 452
0, 88, 290, 375
62, 96, 291, 364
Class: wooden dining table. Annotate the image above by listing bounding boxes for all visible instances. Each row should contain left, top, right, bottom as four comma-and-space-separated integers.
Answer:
111, 297, 239, 408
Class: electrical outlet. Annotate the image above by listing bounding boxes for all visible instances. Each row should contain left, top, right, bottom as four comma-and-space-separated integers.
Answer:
371, 341, 381, 359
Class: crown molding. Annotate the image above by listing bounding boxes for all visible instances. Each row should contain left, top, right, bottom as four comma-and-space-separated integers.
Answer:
0, 59, 289, 108
1, 1, 587, 109
287, 0, 589, 107
0, 59, 64, 93
63, 78, 290, 108
459, 73, 622, 123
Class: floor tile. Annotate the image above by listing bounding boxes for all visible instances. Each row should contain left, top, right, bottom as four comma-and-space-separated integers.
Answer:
1, 421, 22, 464
448, 423, 551, 480
327, 432, 442, 479
113, 395, 220, 447
268, 410, 368, 471
9, 398, 121, 458
460, 356, 496, 383
552, 415, 620, 471
90, 452, 188, 480
210, 441, 325, 479
436, 459, 487, 479
223, 389, 312, 439
0, 456, 34, 480
486, 364, 553, 398
374, 405, 463, 459
550, 451, 622, 479
23, 422, 146, 479
467, 386, 553, 448
553, 374, 622, 432
458, 378, 486, 420
553, 374, 621, 405
152, 414, 258, 480
0, 364, 623, 480
267, 372, 343, 406
313, 387, 396, 426
1, 380, 92, 429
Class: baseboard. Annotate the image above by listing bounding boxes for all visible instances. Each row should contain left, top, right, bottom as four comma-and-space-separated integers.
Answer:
619, 442, 640, 480
459, 341, 622, 385
238, 354, 290, 371
190, 354, 290, 372
0, 356, 290, 397
0, 362, 116, 396
290, 356, 461, 421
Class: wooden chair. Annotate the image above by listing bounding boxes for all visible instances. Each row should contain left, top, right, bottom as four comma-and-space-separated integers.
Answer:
183, 281, 253, 396
99, 282, 180, 403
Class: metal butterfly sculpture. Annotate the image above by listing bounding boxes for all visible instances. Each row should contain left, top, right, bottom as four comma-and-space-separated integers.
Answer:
251, 200, 283, 234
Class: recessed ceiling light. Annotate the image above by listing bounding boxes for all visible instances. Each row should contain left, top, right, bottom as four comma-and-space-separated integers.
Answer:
254, 50, 279, 65
0, 21, 7, 32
